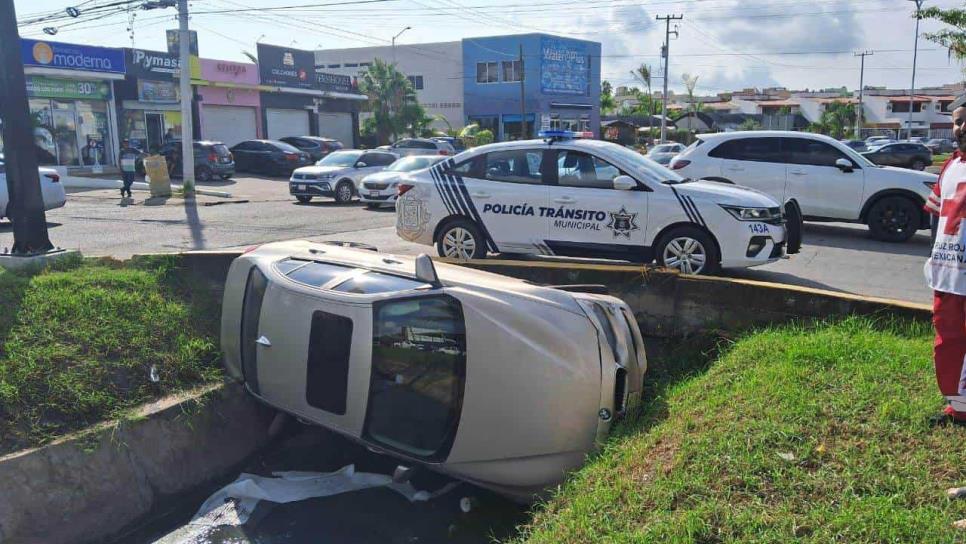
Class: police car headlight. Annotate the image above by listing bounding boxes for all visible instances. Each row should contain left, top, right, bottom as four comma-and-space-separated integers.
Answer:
720, 205, 779, 221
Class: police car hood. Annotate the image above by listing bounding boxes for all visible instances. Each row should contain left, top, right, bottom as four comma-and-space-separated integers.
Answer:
674, 179, 780, 207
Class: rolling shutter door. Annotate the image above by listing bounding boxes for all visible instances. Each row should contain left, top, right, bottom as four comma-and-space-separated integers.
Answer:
203, 105, 257, 147
317, 112, 354, 147
267, 109, 310, 140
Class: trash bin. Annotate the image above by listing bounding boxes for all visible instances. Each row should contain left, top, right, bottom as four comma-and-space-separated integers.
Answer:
142, 155, 172, 197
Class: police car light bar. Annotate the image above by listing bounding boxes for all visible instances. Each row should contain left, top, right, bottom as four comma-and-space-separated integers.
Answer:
538, 130, 595, 140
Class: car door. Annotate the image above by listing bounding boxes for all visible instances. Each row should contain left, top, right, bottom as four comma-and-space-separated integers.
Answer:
782, 137, 864, 219
708, 137, 787, 203
544, 148, 649, 260
232, 142, 254, 171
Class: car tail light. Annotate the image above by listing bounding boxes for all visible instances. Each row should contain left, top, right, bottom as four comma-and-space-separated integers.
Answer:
438, 149, 450, 155
43, 173, 60, 183
397, 183, 414, 196
670, 160, 690, 170
285, 153, 299, 161
208, 152, 218, 162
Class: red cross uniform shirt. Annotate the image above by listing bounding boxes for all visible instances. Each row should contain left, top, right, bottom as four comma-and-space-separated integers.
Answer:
926, 151, 966, 294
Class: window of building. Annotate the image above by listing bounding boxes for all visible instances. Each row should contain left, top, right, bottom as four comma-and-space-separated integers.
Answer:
407, 75, 424, 90
344, 62, 359, 68
891, 101, 923, 113
476, 62, 499, 84
502, 60, 522, 82
327, 64, 341, 68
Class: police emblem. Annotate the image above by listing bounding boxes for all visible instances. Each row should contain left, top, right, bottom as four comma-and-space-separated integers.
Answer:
607, 207, 640, 238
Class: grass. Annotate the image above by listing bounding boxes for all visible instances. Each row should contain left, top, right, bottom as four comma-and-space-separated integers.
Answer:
933, 152, 952, 166
513, 317, 966, 543
0, 255, 222, 455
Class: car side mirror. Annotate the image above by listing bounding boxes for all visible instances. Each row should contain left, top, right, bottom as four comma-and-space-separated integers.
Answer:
613, 175, 637, 191
415, 254, 441, 286
356, 162, 367, 168
835, 158, 854, 173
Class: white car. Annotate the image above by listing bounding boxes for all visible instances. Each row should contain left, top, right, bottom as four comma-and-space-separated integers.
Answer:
290, 150, 398, 204
669, 131, 937, 242
395, 131, 787, 275
359, 156, 446, 209
220, 240, 646, 499
0, 158, 67, 218
647, 142, 685, 165
379, 138, 456, 158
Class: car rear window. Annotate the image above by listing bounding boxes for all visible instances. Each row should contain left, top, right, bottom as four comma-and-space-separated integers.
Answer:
212, 144, 231, 156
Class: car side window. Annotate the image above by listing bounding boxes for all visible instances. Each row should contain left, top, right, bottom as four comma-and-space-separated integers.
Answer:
783, 138, 852, 167
364, 153, 395, 166
483, 149, 545, 185
708, 138, 781, 163
413, 140, 437, 149
556, 150, 623, 189
449, 155, 484, 178
394, 140, 412, 149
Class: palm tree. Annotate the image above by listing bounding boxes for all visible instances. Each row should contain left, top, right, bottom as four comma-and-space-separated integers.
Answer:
682, 73, 699, 134
357, 58, 416, 144
630, 64, 653, 128
601, 80, 616, 115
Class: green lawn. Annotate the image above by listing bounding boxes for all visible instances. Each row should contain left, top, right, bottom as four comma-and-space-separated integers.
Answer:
514, 318, 966, 543
0, 255, 222, 454
933, 152, 952, 166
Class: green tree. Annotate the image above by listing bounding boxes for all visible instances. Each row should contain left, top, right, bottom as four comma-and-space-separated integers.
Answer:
601, 80, 616, 115
357, 58, 419, 144
738, 118, 762, 131
630, 64, 654, 128
476, 129, 494, 145
809, 101, 856, 139
921, 4, 966, 60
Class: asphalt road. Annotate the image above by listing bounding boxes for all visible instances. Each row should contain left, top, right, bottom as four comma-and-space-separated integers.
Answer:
0, 174, 934, 304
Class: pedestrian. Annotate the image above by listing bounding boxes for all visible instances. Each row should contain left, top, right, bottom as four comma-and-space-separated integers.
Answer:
925, 96, 966, 426
119, 139, 139, 198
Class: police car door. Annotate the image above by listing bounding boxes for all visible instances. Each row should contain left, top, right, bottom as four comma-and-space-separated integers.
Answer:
544, 148, 649, 260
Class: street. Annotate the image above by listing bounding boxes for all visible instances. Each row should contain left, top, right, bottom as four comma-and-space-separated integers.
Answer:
0, 174, 933, 304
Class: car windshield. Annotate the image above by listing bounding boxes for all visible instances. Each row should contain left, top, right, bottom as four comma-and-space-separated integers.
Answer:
318, 150, 363, 167
603, 142, 689, 184
386, 156, 439, 172
651, 145, 675, 153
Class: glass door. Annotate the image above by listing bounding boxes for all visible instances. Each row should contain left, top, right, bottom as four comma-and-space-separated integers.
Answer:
51, 100, 79, 166
146, 113, 164, 153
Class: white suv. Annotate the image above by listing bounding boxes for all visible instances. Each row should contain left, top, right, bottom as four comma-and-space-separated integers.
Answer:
670, 131, 938, 242
395, 132, 788, 275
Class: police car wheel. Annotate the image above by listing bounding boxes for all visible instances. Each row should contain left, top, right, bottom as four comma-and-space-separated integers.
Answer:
436, 219, 486, 260
656, 226, 719, 275
335, 181, 354, 203
867, 196, 918, 242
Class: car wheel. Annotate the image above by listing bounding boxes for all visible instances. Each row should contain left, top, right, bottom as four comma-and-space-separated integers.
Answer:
220, 174, 232, 180
436, 218, 486, 260
867, 195, 919, 242
296, 195, 312, 204
655, 226, 720, 275
196, 167, 213, 182
784, 201, 803, 255
911, 159, 927, 171
334, 180, 354, 203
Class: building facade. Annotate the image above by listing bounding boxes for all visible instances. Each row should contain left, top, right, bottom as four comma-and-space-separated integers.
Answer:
116, 48, 183, 153
195, 58, 263, 147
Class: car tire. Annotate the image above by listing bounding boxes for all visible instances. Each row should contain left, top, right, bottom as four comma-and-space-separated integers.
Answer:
196, 167, 213, 182
435, 218, 487, 260
220, 174, 232, 180
654, 225, 720, 275
296, 195, 312, 204
334, 180, 354, 203
784, 201, 803, 255
911, 159, 927, 171
866, 195, 919, 242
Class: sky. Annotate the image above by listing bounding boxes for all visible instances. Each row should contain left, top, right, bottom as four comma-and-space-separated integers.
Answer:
14, 0, 966, 97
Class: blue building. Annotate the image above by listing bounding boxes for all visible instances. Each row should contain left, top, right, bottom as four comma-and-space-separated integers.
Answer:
462, 34, 601, 141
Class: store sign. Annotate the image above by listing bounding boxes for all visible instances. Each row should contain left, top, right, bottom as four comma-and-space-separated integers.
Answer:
26, 75, 112, 100
257, 43, 315, 89
540, 37, 589, 96
138, 80, 179, 103
125, 48, 180, 80
316, 72, 354, 93
21, 38, 125, 74
166, 30, 199, 56
216, 61, 247, 77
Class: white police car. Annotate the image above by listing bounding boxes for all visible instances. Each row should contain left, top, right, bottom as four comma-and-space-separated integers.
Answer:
395, 131, 787, 275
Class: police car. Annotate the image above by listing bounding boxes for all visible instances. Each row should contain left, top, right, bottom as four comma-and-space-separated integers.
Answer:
395, 131, 787, 275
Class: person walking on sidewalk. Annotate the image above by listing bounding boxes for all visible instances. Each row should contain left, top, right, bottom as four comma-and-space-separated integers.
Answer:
119, 139, 139, 198
925, 99, 966, 425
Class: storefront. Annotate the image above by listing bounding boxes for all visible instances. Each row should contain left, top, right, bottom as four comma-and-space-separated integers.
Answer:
196, 58, 263, 147
117, 48, 183, 153
21, 39, 125, 170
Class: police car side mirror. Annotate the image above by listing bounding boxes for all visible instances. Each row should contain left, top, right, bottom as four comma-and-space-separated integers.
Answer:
415, 254, 441, 286
834, 158, 853, 173
613, 175, 637, 191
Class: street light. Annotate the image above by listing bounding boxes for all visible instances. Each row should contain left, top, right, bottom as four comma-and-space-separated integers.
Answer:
392, 26, 411, 65
907, 0, 925, 140
255, 34, 266, 43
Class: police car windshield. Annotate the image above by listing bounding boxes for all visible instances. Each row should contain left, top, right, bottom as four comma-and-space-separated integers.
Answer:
605, 144, 689, 185
318, 150, 363, 167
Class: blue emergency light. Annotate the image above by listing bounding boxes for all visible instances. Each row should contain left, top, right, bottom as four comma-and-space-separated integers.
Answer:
538, 130, 595, 140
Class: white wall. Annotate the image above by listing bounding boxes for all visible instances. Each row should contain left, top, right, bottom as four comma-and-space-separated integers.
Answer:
315, 42, 464, 132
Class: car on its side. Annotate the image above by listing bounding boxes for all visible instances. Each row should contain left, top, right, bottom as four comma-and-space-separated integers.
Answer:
647, 142, 686, 165
396, 131, 789, 275
926, 138, 957, 154
0, 156, 66, 218
862, 142, 932, 171
289, 149, 398, 203
220, 240, 646, 500
359, 155, 445, 209
230, 139, 313, 177
380, 138, 456, 157
280, 136, 344, 162
669, 131, 937, 242
158, 140, 235, 181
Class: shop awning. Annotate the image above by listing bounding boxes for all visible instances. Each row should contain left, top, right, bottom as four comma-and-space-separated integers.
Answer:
25, 66, 125, 81
266, 86, 368, 101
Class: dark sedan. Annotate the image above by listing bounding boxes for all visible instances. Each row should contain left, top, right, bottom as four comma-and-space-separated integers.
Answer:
279, 136, 344, 162
158, 140, 235, 181
926, 138, 957, 154
229, 140, 313, 176
861, 142, 932, 170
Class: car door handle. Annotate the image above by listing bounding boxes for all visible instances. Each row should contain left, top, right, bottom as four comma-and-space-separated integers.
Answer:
726, 166, 744, 171
553, 196, 576, 204
470, 191, 491, 199
789, 170, 807, 176
255, 336, 272, 347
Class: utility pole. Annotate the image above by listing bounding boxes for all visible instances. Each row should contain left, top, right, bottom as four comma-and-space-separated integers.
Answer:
178, 0, 195, 192
908, 0, 925, 139
854, 50, 873, 139
656, 14, 682, 143
0, 0, 53, 254
519, 43, 526, 139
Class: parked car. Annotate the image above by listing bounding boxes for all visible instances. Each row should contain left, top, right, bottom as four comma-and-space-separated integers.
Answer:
359, 155, 446, 209
866, 138, 897, 150
220, 240, 646, 500
865, 135, 893, 145
431, 136, 466, 153
158, 140, 235, 181
230, 140, 313, 176
670, 131, 937, 242
279, 136, 344, 162
380, 138, 456, 157
841, 140, 869, 153
907, 136, 928, 144
289, 149, 397, 203
0, 156, 66, 218
862, 142, 932, 170
646, 142, 686, 165
926, 138, 957, 154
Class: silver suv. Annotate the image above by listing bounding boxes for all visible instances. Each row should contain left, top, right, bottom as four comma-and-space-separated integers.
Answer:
380, 138, 456, 157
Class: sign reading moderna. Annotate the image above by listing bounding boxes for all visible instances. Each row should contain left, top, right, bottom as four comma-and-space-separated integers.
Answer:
21, 38, 125, 74
539, 37, 589, 96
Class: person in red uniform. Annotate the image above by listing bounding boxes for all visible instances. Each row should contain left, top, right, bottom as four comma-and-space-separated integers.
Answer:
925, 100, 966, 425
